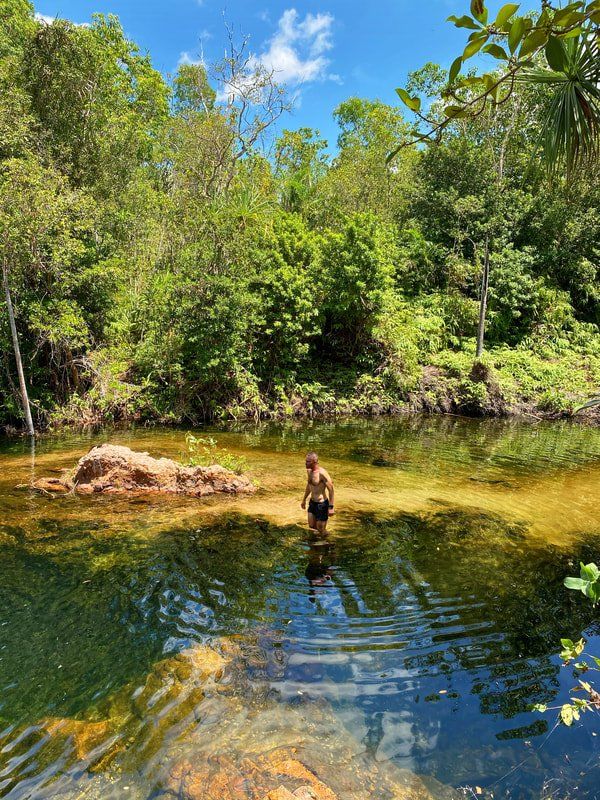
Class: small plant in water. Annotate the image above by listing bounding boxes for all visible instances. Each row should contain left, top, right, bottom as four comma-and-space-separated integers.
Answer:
563, 562, 600, 606
183, 432, 249, 475
532, 563, 600, 726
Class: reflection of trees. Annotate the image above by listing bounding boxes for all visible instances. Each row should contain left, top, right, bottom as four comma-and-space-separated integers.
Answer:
220, 415, 600, 477
2, 501, 598, 793
0, 515, 300, 725
335, 508, 599, 719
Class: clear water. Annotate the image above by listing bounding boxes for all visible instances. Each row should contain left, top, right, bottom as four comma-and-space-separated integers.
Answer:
0, 416, 599, 799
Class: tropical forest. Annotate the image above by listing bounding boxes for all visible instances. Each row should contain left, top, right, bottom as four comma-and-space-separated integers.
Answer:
0, 1, 600, 799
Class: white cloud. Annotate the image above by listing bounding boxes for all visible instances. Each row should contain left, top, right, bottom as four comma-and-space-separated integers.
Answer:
178, 51, 205, 67
34, 12, 55, 24
255, 8, 336, 86
34, 11, 87, 26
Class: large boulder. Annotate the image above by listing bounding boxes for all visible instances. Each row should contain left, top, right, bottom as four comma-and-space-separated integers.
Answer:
33, 444, 255, 497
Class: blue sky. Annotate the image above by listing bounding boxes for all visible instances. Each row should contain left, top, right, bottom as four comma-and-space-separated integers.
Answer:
33, 0, 538, 148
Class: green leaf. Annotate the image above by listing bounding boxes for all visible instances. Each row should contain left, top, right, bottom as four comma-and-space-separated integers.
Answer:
444, 105, 468, 118
449, 56, 463, 83
483, 72, 497, 90
574, 395, 600, 413
395, 88, 421, 112
560, 703, 575, 725
483, 43, 509, 60
532, 703, 547, 713
495, 3, 520, 27
470, 0, 488, 24
554, 6, 585, 27
559, 26, 584, 38
580, 563, 600, 582
564, 577, 587, 590
519, 28, 549, 58
553, 1, 583, 22
583, 582, 600, 604
560, 638, 575, 648
508, 17, 526, 53
545, 36, 567, 71
463, 34, 489, 59
447, 14, 481, 30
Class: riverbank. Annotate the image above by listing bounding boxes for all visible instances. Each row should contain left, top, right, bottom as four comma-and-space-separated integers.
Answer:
3, 343, 599, 436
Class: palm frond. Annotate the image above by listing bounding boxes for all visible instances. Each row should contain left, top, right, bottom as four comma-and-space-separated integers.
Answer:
518, 35, 600, 178
574, 396, 600, 414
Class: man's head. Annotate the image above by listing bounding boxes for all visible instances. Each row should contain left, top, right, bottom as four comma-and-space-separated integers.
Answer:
305, 451, 318, 469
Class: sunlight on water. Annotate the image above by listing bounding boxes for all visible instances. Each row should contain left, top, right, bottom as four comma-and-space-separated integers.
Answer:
0, 416, 599, 799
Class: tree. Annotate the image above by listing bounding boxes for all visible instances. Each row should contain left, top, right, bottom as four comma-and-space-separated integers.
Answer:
172, 62, 216, 116
274, 128, 329, 214
391, 1, 600, 178
0, 157, 95, 430
22, 14, 169, 193
314, 98, 415, 226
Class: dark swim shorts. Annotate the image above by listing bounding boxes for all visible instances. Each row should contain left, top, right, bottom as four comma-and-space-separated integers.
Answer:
308, 498, 330, 522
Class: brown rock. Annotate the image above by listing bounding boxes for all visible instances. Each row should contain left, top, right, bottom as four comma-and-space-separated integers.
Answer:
261, 751, 338, 800
33, 444, 255, 497
168, 756, 252, 800
42, 718, 114, 762
266, 788, 297, 800
293, 789, 318, 800
29, 477, 71, 494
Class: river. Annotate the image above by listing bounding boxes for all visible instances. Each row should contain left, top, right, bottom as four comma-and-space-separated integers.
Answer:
0, 416, 599, 799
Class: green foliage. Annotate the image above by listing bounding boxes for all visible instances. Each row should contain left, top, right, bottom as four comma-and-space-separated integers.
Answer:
564, 562, 600, 605
183, 432, 248, 475
249, 214, 320, 387
533, 563, 600, 727
0, 5, 598, 430
390, 0, 600, 178
320, 213, 397, 359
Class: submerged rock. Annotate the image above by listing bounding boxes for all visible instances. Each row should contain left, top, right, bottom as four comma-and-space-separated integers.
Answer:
31, 444, 256, 497
35, 637, 457, 800
165, 743, 446, 800
38, 641, 237, 775
28, 476, 71, 494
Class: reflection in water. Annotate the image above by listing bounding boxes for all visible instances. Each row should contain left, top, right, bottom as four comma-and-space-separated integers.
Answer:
0, 417, 599, 798
304, 532, 335, 605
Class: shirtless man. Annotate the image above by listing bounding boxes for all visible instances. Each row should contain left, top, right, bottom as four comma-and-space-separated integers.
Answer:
300, 452, 335, 533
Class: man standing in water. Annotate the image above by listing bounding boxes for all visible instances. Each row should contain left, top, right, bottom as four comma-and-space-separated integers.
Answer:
301, 452, 335, 533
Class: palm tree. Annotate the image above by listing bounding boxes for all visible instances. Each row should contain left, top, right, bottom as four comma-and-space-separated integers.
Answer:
521, 33, 600, 179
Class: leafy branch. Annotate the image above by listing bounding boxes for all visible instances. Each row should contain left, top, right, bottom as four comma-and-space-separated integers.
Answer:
532, 563, 600, 726
389, 1, 600, 177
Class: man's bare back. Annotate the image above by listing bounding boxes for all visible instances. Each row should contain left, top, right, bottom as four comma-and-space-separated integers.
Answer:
301, 452, 334, 533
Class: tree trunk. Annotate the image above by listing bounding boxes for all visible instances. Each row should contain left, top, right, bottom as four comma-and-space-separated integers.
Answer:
476, 238, 490, 359
2, 260, 35, 436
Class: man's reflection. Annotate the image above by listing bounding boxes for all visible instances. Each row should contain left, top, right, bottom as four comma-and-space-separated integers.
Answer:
304, 533, 336, 605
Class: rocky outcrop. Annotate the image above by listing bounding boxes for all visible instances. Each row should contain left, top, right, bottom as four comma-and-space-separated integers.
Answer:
31, 444, 255, 497
165, 745, 448, 800
36, 636, 458, 800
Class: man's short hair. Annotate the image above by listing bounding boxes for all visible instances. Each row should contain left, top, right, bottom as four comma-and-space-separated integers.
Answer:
306, 451, 318, 462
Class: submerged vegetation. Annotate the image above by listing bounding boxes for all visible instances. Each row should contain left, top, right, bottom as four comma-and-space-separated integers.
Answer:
0, 1, 599, 431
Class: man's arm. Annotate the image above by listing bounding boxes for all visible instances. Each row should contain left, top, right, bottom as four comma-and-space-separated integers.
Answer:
324, 472, 335, 515
301, 480, 311, 509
